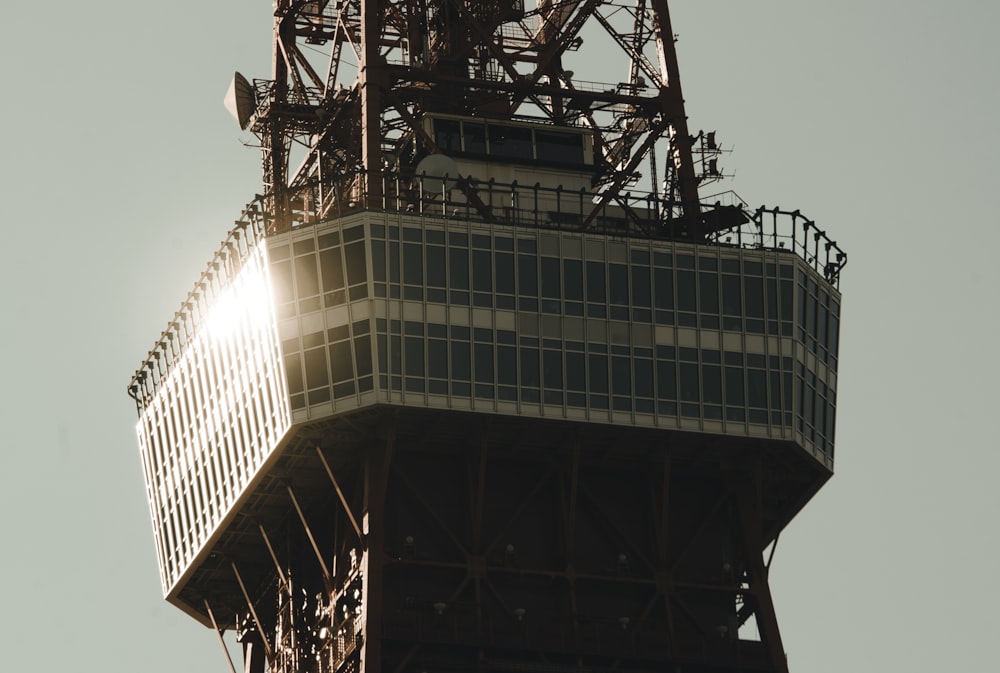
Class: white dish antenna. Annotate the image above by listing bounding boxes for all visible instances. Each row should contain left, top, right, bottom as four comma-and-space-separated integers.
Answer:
414, 153, 461, 194
224, 72, 256, 130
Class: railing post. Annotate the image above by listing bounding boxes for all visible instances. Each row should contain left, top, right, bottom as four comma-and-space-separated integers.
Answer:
533, 182, 540, 227
510, 180, 518, 224
418, 171, 425, 215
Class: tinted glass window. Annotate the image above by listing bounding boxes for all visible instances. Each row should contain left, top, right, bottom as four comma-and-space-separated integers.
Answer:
518, 254, 538, 296
434, 119, 461, 153
450, 248, 469, 290
564, 259, 583, 301
464, 122, 486, 155
703, 364, 722, 404
427, 246, 446, 287
536, 129, 585, 165
677, 271, 696, 312
589, 354, 608, 393
541, 257, 560, 298
403, 243, 422, 285
657, 360, 676, 399
699, 272, 719, 314
320, 249, 345, 291
489, 124, 533, 160
587, 261, 606, 302
345, 241, 367, 286
495, 251, 515, 294
566, 352, 586, 391
451, 341, 470, 381
609, 264, 629, 305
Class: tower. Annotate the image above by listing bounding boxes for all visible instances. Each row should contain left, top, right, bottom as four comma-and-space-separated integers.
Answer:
130, 2, 845, 672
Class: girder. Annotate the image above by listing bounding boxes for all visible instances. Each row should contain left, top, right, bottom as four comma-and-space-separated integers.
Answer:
240, 0, 706, 234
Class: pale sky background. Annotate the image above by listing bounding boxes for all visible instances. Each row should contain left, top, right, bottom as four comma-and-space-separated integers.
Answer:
1, 1, 997, 671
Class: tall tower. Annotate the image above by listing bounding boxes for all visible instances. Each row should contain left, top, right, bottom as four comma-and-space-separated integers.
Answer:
130, 3, 845, 673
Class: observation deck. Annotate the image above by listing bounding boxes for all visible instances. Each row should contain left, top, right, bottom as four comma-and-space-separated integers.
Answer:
130, 171, 843, 628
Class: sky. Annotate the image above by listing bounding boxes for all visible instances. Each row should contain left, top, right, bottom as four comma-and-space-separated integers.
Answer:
1, 1, 998, 671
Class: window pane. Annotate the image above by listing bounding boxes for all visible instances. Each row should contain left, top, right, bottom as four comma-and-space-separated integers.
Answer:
474, 343, 494, 383
609, 264, 628, 306
520, 347, 539, 387
587, 261, 606, 302
564, 259, 583, 301
543, 350, 562, 389
566, 352, 586, 391
677, 270, 696, 312
518, 254, 537, 296
634, 359, 653, 398
428, 340, 448, 379
449, 248, 469, 290
612, 356, 631, 395
427, 246, 446, 287
434, 118, 461, 153
722, 275, 741, 316
320, 248, 346, 291
355, 335, 372, 377
403, 243, 423, 286
657, 360, 676, 400
295, 255, 320, 297
464, 122, 486, 155
451, 341, 470, 381
702, 364, 721, 404
679, 363, 699, 403
632, 266, 650, 308
489, 123, 533, 160
536, 129, 584, 165
541, 257, 560, 299
498, 346, 517, 385
405, 337, 424, 377
745, 276, 763, 318
725, 367, 744, 406
654, 267, 673, 310
700, 272, 719, 314
473, 250, 492, 292
345, 241, 367, 286
589, 354, 608, 393
495, 251, 515, 294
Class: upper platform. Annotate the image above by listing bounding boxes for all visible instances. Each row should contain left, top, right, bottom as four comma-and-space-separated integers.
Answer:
129, 175, 843, 620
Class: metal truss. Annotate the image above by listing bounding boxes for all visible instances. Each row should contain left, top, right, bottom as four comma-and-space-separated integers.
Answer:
242, 0, 709, 235
190, 410, 818, 673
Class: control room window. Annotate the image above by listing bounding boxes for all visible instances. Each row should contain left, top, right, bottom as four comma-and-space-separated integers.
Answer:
536, 129, 585, 165
464, 122, 487, 155
489, 124, 533, 161
434, 119, 461, 153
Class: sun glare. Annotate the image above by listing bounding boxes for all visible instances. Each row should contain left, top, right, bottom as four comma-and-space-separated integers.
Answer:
202, 257, 275, 347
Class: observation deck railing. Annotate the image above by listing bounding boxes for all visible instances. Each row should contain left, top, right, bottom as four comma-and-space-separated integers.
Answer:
127, 200, 268, 413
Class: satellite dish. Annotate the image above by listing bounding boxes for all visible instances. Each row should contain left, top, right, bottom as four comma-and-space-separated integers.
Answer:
224, 72, 256, 130
414, 154, 461, 193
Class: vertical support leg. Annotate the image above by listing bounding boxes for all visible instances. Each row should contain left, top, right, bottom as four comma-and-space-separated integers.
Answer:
736, 472, 789, 673
361, 424, 395, 673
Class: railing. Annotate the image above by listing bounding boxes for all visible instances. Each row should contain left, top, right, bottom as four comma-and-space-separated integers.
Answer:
705, 200, 847, 289
126, 197, 268, 414
385, 174, 846, 287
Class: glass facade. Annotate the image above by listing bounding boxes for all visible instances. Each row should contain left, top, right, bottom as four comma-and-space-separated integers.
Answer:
135, 245, 291, 594
272, 211, 839, 468
134, 208, 841, 596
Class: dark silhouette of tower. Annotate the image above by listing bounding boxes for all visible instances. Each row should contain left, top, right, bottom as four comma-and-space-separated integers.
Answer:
129, 3, 845, 672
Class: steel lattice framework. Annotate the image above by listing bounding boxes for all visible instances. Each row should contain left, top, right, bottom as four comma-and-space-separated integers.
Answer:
244, 0, 711, 234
